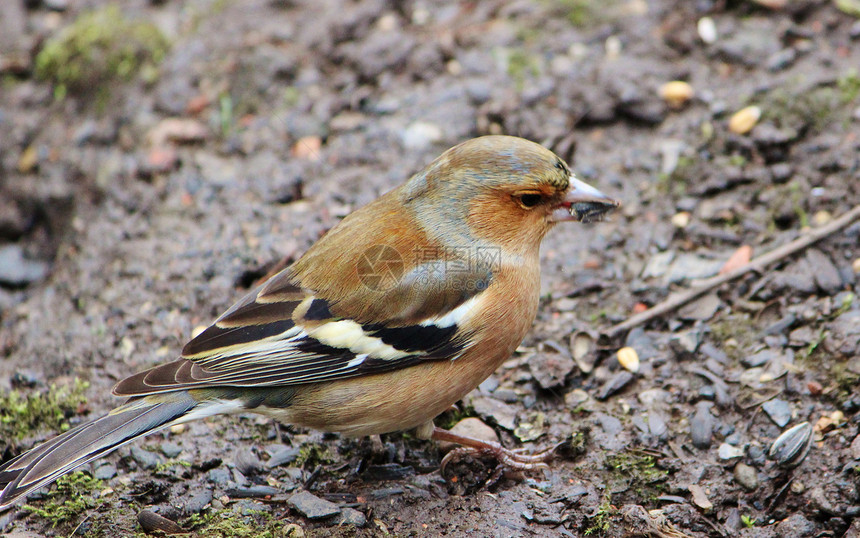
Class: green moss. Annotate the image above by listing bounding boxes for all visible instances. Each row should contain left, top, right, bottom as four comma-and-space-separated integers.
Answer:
837, 69, 860, 104
758, 72, 860, 134
584, 491, 614, 535
153, 459, 192, 477
220, 93, 235, 137
554, 0, 621, 28
708, 312, 756, 361
800, 328, 827, 359
23, 471, 105, 527
0, 378, 89, 442
728, 154, 748, 167
657, 154, 696, 198
294, 444, 336, 468
34, 5, 169, 102
605, 451, 668, 500
504, 48, 541, 90
186, 508, 304, 538
831, 362, 860, 403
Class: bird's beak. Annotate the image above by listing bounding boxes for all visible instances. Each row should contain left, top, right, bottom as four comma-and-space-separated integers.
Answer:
551, 175, 620, 223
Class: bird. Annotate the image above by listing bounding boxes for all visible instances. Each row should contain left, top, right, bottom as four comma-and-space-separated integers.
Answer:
0, 135, 619, 511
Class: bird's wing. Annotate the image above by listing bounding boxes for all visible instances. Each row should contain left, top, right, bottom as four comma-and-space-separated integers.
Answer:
112, 262, 491, 396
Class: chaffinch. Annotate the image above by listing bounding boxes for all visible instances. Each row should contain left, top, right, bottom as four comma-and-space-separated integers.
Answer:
0, 135, 618, 510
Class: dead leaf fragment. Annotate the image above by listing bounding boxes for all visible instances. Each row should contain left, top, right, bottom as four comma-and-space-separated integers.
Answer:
720, 245, 752, 274
688, 484, 713, 511
17, 145, 38, 173
291, 135, 323, 160
148, 118, 209, 146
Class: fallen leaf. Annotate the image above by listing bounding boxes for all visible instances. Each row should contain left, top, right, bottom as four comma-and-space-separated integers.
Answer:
688, 484, 713, 510
720, 245, 752, 274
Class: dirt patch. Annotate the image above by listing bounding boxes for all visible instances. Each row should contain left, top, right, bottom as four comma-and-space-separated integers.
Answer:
1, 0, 859, 536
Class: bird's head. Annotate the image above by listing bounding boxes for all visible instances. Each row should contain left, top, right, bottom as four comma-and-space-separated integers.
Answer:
403, 135, 620, 256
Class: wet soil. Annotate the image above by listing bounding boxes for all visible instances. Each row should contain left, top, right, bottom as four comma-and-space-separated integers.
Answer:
1, 0, 860, 536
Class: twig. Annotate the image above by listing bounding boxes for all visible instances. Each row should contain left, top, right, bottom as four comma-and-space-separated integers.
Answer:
604, 204, 860, 338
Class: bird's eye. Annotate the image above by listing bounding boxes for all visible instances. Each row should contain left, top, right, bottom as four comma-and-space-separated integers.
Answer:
518, 193, 543, 208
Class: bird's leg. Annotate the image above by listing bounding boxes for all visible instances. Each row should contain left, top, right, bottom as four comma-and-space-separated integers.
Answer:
429, 426, 558, 476
368, 434, 386, 459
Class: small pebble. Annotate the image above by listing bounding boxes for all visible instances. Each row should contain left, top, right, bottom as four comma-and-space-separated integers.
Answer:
94, 463, 117, 480
207, 468, 231, 486
288, 491, 341, 519
160, 442, 182, 459
402, 121, 443, 150
648, 412, 667, 438
333, 507, 367, 527
565, 388, 590, 408
9, 371, 39, 389
733, 462, 758, 491
235, 449, 263, 476
530, 342, 575, 389
493, 388, 519, 403
851, 434, 860, 460
226, 485, 281, 499
762, 398, 793, 427
363, 463, 415, 481
185, 489, 213, 513
670, 329, 701, 354
812, 211, 832, 226
690, 402, 714, 449
638, 389, 670, 408
697, 17, 718, 44
236, 499, 271, 515
471, 396, 517, 430
699, 385, 716, 400
605, 35, 622, 59
743, 349, 777, 368
438, 418, 498, 452
766, 48, 797, 71
130, 446, 163, 470
596, 371, 635, 400
267, 445, 300, 468
671, 211, 691, 228
718, 443, 744, 460
747, 444, 767, 467
0, 245, 49, 286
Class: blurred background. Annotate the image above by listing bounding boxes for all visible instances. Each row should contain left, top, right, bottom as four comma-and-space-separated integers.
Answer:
1, 0, 859, 536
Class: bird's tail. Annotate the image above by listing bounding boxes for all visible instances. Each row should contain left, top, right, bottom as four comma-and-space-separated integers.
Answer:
0, 391, 200, 511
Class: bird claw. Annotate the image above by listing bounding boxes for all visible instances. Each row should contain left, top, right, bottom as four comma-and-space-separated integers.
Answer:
439, 441, 559, 485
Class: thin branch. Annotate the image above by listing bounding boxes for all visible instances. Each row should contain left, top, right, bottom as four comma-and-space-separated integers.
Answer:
604, 204, 860, 338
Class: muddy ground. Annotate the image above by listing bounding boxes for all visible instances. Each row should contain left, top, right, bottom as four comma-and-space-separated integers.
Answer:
1, 0, 860, 536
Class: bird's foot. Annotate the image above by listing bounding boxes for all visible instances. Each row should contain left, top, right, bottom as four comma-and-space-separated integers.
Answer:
439, 443, 557, 475
431, 426, 560, 488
